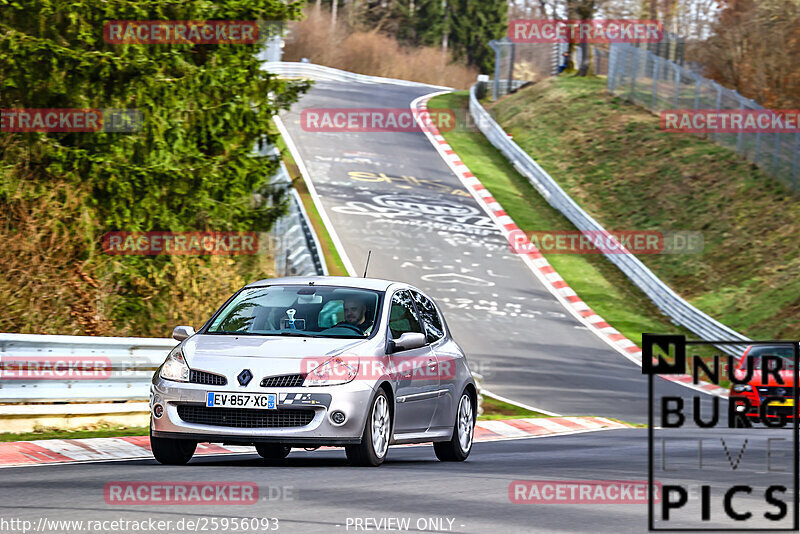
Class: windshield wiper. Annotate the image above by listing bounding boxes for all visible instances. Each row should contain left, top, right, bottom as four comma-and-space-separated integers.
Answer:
277, 331, 316, 337
207, 331, 261, 335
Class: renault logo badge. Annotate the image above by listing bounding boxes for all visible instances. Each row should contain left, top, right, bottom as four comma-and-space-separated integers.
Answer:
237, 369, 253, 386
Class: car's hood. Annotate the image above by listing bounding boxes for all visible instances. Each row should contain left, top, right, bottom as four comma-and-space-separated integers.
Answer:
182, 334, 372, 378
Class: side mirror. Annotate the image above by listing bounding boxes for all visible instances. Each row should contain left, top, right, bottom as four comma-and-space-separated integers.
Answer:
172, 325, 195, 342
389, 332, 426, 353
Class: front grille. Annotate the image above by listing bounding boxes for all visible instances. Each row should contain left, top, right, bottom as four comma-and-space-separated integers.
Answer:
189, 370, 227, 386
261, 374, 305, 387
177, 405, 314, 428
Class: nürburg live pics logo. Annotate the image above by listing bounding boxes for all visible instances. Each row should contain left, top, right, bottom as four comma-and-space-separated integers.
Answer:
643, 333, 799, 531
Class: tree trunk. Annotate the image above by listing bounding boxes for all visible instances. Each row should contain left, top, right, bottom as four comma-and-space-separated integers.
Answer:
441, 0, 449, 65
331, 0, 338, 29
577, 41, 594, 76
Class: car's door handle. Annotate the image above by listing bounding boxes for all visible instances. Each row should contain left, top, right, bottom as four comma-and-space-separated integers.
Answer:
427, 358, 436, 370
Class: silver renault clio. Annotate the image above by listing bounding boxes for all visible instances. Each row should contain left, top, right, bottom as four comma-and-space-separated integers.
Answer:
150, 276, 476, 466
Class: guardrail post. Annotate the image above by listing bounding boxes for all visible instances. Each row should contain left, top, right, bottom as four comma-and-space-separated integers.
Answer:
773, 131, 782, 178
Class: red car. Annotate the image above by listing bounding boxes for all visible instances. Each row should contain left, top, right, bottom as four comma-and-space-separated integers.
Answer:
729, 344, 797, 424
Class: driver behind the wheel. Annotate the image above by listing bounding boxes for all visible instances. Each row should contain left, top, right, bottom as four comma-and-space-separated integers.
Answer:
339, 296, 372, 334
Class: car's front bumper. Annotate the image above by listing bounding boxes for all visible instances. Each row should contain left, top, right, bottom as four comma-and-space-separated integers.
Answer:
150, 376, 374, 445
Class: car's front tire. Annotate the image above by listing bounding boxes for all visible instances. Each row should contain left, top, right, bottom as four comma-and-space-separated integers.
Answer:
346, 389, 391, 467
255, 444, 291, 460
150, 432, 197, 465
434, 391, 474, 462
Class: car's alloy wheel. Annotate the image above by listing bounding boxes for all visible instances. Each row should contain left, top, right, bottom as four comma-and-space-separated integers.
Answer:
456, 394, 474, 451
255, 443, 291, 460
346, 389, 391, 466
434, 391, 474, 462
150, 432, 197, 465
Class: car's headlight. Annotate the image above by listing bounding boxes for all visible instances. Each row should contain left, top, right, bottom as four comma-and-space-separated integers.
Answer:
303, 356, 359, 386
160, 346, 190, 382
732, 384, 752, 393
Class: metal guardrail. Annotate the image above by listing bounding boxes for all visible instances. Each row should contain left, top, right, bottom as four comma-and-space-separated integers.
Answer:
262, 61, 452, 91
0, 333, 176, 402
273, 188, 327, 276
469, 81, 751, 355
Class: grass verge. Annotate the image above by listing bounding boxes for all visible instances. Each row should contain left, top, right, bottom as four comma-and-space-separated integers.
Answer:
479, 395, 549, 420
0, 425, 148, 442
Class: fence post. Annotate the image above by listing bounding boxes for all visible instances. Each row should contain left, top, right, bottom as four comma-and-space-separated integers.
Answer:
608, 43, 617, 91
507, 41, 516, 95
629, 47, 639, 100
714, 84, 722, 142
553, 42, 560, 76
693, 77, 701, 110
651, 56, 659, 109
755, 128, 762, 165
672, 64, 680, 109
793, 131, 799, 192
489, 40, 501, 101
773, 131, 781, 177
736, 101, 745, 154
595, 46, 599, 74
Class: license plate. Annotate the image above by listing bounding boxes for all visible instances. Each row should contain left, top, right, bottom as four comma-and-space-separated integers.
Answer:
206, 392, 276, 409
773, 398, 794, 407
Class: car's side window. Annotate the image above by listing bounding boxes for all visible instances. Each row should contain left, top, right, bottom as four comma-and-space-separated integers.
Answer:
412, 291, 444, 344
388, 290, 423, 340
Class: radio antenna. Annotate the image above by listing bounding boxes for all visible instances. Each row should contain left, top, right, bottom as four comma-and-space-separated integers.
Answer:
363, 250, 372, 278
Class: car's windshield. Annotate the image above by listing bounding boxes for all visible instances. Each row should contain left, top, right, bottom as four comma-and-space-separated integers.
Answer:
205, 285, 382, 339
740, 346, 798, 370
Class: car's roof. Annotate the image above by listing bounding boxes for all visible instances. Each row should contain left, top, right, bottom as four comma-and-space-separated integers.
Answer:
244, 276, 402, 292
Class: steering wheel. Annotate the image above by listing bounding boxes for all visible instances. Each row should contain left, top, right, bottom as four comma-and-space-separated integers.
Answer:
334, 322, 365, 334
